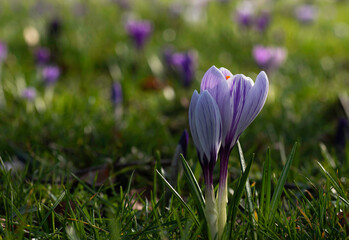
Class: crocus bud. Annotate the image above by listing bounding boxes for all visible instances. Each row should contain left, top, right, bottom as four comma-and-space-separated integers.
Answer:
178, 129, 189, 158
295, 5, 317, 23
111, 82, 123, 106
189, 90, 222, 240
189, 90, 222, 187
253, 45, 287, 72
0, 42, 8, 63
170, 51, 196, 87
21, 87, 36, 101
35, 47, 50, 65
125, 20, 152, 51
42, 65, 60, 85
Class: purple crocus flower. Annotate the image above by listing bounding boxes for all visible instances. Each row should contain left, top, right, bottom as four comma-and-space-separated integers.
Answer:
125, 20, 152, 50
42, 65, 60, 85
111, 82, 123, 106
200, 66, 268, 238
169, 51, 196, 87
201, 66, 269, 181
235, 1, 254, 28
21, 87, 36, 101
179, 129, 189, 158
253, 45, 287, 72
189, 90, 222, 187
0, 42, 8, 62
189, 89, 221, 239
35, 47, 50, 65
295, 5, 317, 23
236, 10, 253, 28
255, 12, 270, 32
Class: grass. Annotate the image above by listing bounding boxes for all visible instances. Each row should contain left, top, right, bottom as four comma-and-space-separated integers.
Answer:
1, 0, 349, 239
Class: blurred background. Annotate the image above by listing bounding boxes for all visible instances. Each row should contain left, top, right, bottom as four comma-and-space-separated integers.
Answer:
0, 0, 348, 185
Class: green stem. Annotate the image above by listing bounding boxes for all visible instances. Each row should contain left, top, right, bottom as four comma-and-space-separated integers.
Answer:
217, 177, 227, 240
205, 185, 218, 240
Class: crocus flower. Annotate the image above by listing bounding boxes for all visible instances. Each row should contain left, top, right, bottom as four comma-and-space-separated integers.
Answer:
253, 45, 287, 72
200, 66, 269, 238
21, 87, 36, 101
42, 65, 60, 85
295, 5, 317, 23
35, 47, 50, 65
111, 82, 123, 106
255, 12, 270, 32
0, 42, 8, 62
48, 18, 62, 39
189, 90, 222, 239
168, 51, 196, 87
125, 20, 152, 50
179, 129, 189, 158
236, 8, 254, 28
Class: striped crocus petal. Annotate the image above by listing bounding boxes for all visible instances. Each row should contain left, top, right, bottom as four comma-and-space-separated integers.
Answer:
224, 74, 254, 150
194, 90, 222, 166
189, 90, 222, 167
189, 90, 202, 160
235, 71, 269, 138
200, 66, 231, 145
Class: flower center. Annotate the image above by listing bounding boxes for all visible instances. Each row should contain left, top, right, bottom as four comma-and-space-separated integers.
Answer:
225, 76, 230, 80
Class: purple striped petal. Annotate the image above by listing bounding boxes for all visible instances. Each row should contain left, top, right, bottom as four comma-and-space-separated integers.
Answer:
189, 89, 222, 168
189, 90, 202, 158
236, 71, 269, 136
224, 74, 254, 149
219, 67, 233, 80
201, 66, 231, 141
200, 66, 226, 93
194, 91, 222, 165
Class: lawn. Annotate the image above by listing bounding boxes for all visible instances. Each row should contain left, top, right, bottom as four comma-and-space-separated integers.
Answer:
1, 0, 349, 239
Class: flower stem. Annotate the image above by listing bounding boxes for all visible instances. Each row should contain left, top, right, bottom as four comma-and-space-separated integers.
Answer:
205, 184, 218, 240
217, 148, 230, 239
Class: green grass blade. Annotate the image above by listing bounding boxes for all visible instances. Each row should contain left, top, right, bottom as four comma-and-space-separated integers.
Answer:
237, 141, 257, 240
269, 142, 297, 220
156, 169, 200, 227
39, 190, 66, 228
317, 161, 349, 205
260, 147, 271, 220
180, 154, 205, 221
228, 154, 254, 239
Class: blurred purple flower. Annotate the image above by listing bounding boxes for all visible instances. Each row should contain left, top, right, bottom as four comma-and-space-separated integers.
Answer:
42, 65, 60, 85
0, 42, 8, 62
255, 12, 270, 32
114, 0, 130, 9
21, 87, 36, 101
169, 51, 196, 87
253, 45, 287, 72
179, 129, 189, 158
295, 5, 317, 23
111, 82, 123, 106
236, 10, 253, 28
35, 47, 50, 65
235, 1, 270, 32
125, 20, 152, 50
235, 1, 255, 28
48, 18, 62, 39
